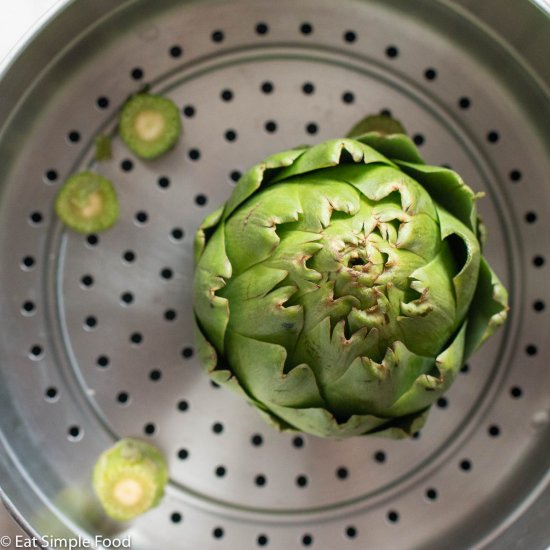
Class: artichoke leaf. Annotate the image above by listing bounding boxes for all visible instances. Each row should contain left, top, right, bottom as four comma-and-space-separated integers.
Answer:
291, 179, 361, 232
319, 164, 437, 220
266, 404, 390, 438
227, 285, 303, 350
396, 161, 478, 232
436, 206, 481, 323
263, 229, 323, 291
325, 164, 440, 260
193, 224, 231, 354
347, 285, 404, 356
326, 340, 434, 418
394, 212, 440, 261
220, 264, 304, 350
355, 133, 424, 164
464, 257, 509, 359
224, 179, 361, 273
295, 316, 379, 391
296, 281, 360, 335
195, 323, 217, 374
261, 402, 429, 438
369, 408, 429, 439
255, 407, 298, 433
398, 242, 457, 357
302, 164, 441, 260
226, 331, 325, 409
224, 184, 303, 274
385, 322, 466, 416
193, 205, 224, 262
195, 325, 251, 400
271, 139, 395, 184
219, 264, 289, 302
223, 147, 308, 221
369, 245, 427, 292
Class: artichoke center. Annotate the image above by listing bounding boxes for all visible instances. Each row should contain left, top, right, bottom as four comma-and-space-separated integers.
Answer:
134, 109, 166, 142
70, 190, 103, 219
113, 478, 144, 506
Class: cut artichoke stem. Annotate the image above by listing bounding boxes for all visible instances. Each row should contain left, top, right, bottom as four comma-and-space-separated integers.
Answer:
55, 171, 119, 234
346, 114, 407, 138
92, 438, 168, 522
119, 93, 182, 159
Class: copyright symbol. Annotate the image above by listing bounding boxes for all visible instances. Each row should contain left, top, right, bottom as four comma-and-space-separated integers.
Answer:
0, 536, 11, 548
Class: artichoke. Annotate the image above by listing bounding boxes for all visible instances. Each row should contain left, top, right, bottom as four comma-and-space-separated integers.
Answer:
193, 119, 508, 438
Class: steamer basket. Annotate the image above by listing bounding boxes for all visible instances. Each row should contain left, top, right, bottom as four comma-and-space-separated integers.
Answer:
0, 1, 549, 548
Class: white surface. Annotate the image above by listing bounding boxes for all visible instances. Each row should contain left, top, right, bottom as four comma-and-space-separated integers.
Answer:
0, 0, 62, 63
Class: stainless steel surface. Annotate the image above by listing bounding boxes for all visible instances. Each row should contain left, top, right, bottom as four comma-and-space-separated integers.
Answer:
0, 2, 59, 542
0, 0, 548, 548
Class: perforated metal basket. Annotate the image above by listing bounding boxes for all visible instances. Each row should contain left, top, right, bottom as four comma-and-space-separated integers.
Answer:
0, 0, 549, 548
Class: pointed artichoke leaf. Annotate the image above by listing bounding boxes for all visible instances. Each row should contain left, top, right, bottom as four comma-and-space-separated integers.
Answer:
193, 224, 231, 354
364, 244, 426, 294
328, 165, 440, 261
300, 281, 360, 333
220, 265, 303, 352
292, 284, 361, 371
271, 139, 394, 183
255, 408, 297, 433
368, 408, 430, 439
223, 147, 308, 220
293, 317, 334, 388
326, 340, 434, 417
394, 213, 440, 262
348, 287, 404, 357
193, 205, 224, 263
464, 257, 509, 359
293, 179, 361, 232
476, 216, 488, 251
395, 161, 478, 231
226, 331, 325, 409
311, 164, 436, 219
195, 326, 250, 399
195, 323, 218, 374
263, 229, 323, 291
436, 206, 480, 324
227, 286, 303, 350
219, 264, 288, 302
224, 184, 302, 274
306, 163, 440, 260
266, 404, 390, 438
324, 320, 380, 387
386, 322, 466, 416
355, 133, 424, 164
398, 242, 457, 357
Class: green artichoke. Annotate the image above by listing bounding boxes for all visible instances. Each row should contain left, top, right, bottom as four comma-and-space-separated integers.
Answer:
193, 121, 508, 438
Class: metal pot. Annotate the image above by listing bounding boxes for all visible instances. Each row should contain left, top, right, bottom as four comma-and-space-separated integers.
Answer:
0, 1, 548, 548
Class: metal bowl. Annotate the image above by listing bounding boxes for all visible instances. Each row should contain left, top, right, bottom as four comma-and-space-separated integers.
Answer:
0, 0, 548, 548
